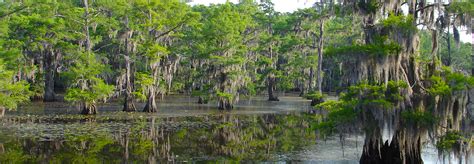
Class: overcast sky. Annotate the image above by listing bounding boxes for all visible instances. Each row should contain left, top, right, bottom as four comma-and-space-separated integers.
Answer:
188, 0, 472, 44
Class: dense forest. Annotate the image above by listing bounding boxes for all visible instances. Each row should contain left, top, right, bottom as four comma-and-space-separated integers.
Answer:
0, 0, 473, 163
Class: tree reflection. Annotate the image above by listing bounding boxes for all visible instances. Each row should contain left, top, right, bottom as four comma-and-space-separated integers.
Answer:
0, 113, 318, 162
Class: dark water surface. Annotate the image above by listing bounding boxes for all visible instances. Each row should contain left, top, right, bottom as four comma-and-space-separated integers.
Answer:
0, 96, 470, 163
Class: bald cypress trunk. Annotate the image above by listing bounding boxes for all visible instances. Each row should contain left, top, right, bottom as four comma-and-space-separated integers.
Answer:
143, 87, 157, 113
267, 76, 279, 101
123, 55, 136, 112
83, 0, 91, 53
122, 15, 136, 112
352, 2, 424, 163
267, 45, 278, 101
218, 98, 232, 110
446, 25, 452, 66
316, 19, 324, 94
472, 49, 474, 76
0, 107, 5, 117
43, 50, 56, 102
80, 102, 97, 115
78, 0, 98, 116
360, 116, 423, 164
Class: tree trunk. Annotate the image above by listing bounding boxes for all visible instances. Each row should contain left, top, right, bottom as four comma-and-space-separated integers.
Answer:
267, 76, 279, 101
299, 78, 306, 96
123, 55, 136, 112
80, 102, 97, 115
218, 98, 232, 110
122, 16, 136, 112
0, 107, 5, 117
267, 30, 279, 101
446, 24, 451, 66
360, 129, 422, 164
309, 67, 314, 91
43, 51, 55, 102
143, 88, 157, 113
428, 29, 439, 76
83, 0, 92, 52
471, 20, 473, 75
316, 19, 324, 94
472, 52, 474, 75
123, 93, 136, 112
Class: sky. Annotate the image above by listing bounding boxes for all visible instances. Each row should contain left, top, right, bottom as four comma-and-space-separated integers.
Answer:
187, 0, 472, 44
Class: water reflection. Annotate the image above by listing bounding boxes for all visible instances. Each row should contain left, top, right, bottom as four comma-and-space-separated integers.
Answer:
0, 113, 319, 163
1, 96, 471, 163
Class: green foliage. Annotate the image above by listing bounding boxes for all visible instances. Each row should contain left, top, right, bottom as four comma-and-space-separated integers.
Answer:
381, 14, 416, 35
304, 91, 325, 100
446, 1, 474, 16
341, 81, 407, 109
316, 100, 343, 111
0, 59, 31, 110
133, 72, 156, 101
436, 131, 470, 151
443, 68, 474, 91
386, 81, 408, 101
313, 81, 407, 137
357, 0, 379, 14
314, 99, 356, 137
191, 84, 211, 99
418, 30, 473, 72
427, 67, 474, 96
325, 40, 401, 57
64, 53, 114, 104
216, 91, 234, 101
402, 110, 438, 127
186, 2, 254, 106
427, 76, 452, 96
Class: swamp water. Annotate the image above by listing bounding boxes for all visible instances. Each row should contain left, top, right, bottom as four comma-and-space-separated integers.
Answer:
0, 96, 471, 163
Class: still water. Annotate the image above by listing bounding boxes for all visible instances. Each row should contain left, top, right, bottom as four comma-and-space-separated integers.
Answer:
0, 96, 470, 163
